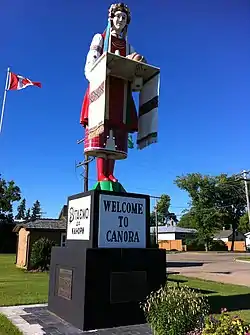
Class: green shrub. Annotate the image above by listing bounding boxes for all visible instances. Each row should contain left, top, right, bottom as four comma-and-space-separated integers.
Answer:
202, 309, 250, 334
141, 285, 209, 335
185, 238, 205, 251
209, 240, 228, 252
30, 237, 55, 271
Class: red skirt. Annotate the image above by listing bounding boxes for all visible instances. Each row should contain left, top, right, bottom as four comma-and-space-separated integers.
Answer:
84, 124, 128, 160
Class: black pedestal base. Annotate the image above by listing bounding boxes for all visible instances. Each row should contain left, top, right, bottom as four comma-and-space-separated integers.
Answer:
48, 247, 166, 331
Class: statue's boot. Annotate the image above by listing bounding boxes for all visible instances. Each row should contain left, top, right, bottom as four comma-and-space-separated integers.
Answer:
107, 159, 118, 182
97, 157, 108, 181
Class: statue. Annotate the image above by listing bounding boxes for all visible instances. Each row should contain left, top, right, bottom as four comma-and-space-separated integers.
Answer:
80, 3, 159, 190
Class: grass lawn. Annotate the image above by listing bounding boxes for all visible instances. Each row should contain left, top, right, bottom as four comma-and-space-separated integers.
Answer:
169, 274, 250, 323
0, 314, 23, 335
236, 256, 250, 261
1, 254, 250, 333
0, 254, 48, 306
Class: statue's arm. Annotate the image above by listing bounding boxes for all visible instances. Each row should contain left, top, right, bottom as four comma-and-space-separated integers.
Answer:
84, 33, 103, 81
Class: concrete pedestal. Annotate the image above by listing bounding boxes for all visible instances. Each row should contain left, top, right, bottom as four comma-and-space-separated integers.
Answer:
48, 246, 166, 331
48, 190, 166, 331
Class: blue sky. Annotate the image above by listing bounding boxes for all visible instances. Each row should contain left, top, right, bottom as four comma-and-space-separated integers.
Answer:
0, 0, 250, 218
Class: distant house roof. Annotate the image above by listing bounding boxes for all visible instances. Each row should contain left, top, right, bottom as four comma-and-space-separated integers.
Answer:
13, 219, 66, 233
213, 230, 233, 239
150, 226, 197, 234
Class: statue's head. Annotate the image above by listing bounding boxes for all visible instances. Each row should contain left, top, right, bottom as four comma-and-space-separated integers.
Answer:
108, 3, 131, 34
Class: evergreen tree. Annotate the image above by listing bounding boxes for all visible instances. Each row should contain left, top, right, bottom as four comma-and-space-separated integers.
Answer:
15, 198, 26, 220
25, 208, 31, 221
31, 200, 42, 220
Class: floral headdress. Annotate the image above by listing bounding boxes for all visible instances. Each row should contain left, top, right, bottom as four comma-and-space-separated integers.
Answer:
108, 3, 131, 25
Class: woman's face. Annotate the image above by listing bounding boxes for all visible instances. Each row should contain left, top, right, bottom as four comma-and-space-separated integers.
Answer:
112, 10, 127, 33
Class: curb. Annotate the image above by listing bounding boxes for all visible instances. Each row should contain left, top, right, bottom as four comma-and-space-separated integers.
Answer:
235, 259, 250, 264
0, 303, 47, 311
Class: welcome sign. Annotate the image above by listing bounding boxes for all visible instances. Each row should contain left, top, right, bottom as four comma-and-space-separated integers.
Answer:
98, 194, 146, 248
66, 195, 91, 240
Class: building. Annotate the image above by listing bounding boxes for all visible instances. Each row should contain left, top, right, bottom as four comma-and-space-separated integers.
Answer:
244, 232, 250, 250
213, 229, 246, 251
150, 226, 197, 241
13, 218, 66, 270
213, 229, 245, 243
150, 226, 197, 251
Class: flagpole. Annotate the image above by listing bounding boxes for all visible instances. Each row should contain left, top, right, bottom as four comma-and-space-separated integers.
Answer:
0, 67, 10, 134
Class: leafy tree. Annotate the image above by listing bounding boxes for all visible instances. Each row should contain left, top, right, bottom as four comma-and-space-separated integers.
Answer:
0, 175, 21, 223
215, 174, 246, 251
178, 211, 197, 229
150, 194, 171, 226
15, 198, 26, 220
175, 173, 246, 251
31, 200, 42, 220
238, 212, 250, 234
175, 174, 220, 251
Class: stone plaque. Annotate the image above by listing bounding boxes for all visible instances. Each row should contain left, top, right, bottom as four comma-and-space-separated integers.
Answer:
57, 268, 73, 300
110, 271, 147, 304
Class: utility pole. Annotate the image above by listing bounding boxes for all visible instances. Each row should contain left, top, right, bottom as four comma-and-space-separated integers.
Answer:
83, 154, 89, 192
242, 170, 250, 224
150, 195, 161, 246
76, 138, 94, 192
155, 200, 158, 245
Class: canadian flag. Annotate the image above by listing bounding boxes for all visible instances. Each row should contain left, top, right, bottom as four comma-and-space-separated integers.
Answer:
7, 72, 41, 90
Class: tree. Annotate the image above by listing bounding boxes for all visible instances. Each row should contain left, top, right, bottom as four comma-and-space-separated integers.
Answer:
178, 211, 197, 229
175, 173, 246, 251
25, 208, 31, 221
238, 212, 250, 234
175, 174, 220, 250
0, 175, 21, 223
215, 174, 246, 251
150, 194, 171, 226
150, 195, 178, 227
25, 208, 31, 220
31, 200, 42, 220
30, 237, 55, 271
15, 198, 26, 220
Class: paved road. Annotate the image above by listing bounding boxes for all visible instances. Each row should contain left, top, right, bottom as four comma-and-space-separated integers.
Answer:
167, 252, 250, 287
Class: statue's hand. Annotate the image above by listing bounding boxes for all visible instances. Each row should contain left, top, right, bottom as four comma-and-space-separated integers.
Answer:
126, 52, 147, 64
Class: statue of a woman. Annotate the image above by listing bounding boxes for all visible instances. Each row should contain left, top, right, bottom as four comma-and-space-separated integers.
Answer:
80, 3, 145, 184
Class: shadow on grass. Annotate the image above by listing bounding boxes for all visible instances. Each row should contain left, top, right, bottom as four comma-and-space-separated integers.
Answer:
209, 294, 250, 313
167, 261, 204, 268
192, 288, 216, 295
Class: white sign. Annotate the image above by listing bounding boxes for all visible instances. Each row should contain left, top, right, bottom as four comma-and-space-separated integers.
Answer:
66, 195, 91, 240
98, 194, 146, 248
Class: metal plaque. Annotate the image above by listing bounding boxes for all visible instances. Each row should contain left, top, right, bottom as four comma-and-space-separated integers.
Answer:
110, 271, 147, 304
57, 268, 73, 300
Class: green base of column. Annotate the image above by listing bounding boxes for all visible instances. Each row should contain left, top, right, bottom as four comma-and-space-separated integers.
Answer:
93, 181, 126, 193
